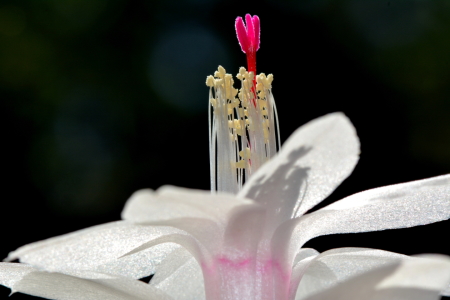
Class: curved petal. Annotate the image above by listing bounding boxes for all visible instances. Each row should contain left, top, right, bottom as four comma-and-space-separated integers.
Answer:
293, 248, 319, 266
298, 254, 450, 300
6, 221, 182, 279
281, 174, 450, 264
122, 218, 222, 257
239, 112, 360, 228
121, 232, 213, 270
151, 248, 205, 300
122, 186, 255, 227
290, 256, 316, 300
292, 248, 409, 300
0, 262, 35, 288
222, 205, 266, 259
289, 249, 319, 299
122, 186, 263, 256
0, 263, 173, 300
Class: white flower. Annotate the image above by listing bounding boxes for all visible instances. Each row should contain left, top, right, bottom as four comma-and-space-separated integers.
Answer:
1, 112, 450, 300
1, 13, 450, 300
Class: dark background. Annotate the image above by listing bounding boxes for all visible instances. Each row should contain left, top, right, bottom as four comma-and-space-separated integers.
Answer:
1, 0, 449, 299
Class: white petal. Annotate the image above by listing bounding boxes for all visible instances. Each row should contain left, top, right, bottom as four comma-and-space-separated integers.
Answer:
121, 217, 222, 259
286, 174, 450, 255
239, 112, 359, 227
223, 205, 266, 256
121, 230, 212, 268
0, 262, 173, 300
293, 248, 409, 300
122, 187, 262, 256
122, 186, 255, 227
6, 221, 182, 279
289, 249, 319, 299
0, 262, 35, 288
150, 247, 193, 285
151, 248, 205, 300
293, 248, 320, 266
298, 254, 450, 300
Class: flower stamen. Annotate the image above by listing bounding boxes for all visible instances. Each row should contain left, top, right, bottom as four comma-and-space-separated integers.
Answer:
207, 66, 279, 193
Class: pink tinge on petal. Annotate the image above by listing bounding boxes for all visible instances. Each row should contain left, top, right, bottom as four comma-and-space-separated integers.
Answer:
258, 259, 290, 281
252, 15, 260, 51
214, 255, 289, 281
235, 16, 249, 53
217, 256, 251, 268
202, 255, 291, 299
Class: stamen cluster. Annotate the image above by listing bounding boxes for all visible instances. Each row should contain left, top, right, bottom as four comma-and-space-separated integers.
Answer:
206, 66, 279, 193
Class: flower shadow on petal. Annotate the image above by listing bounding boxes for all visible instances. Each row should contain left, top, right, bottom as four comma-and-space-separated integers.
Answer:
223, 205, 266, 255
243, 146, 312, 226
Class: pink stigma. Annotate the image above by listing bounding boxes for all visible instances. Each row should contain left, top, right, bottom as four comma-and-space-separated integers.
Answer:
235, 14, 260, 54
235, 14, 260, 77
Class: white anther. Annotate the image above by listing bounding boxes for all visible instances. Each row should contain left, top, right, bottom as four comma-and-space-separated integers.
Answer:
258, 99, 267, 108
259, 90, 266, 98
234, 120, 244, 135
238, 107, 245, 118
263, 125, 270, 139
206, 75, 215, 87
239, 147, 251, 159
256, 82, 263, 91
217, 65, 226, 78
235, 160, 246, 169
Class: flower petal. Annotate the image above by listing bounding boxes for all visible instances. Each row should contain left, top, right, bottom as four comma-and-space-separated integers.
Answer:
297, 254, 450, 300
121, 231, 212, 270
223, 205, 266, 257
122, 186, 255, 227
239, 112, 359, 227
121, 218, 221, 259
0, 262, 173, 300
283, 174, 450, 260
0, 262, 35, 288
292, 248, 409, 300
151, 248, 205, 300
6, 221, 182, 279
122, 186, 263, 257
289, 248, 320, 299
293, 248, 320, 266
